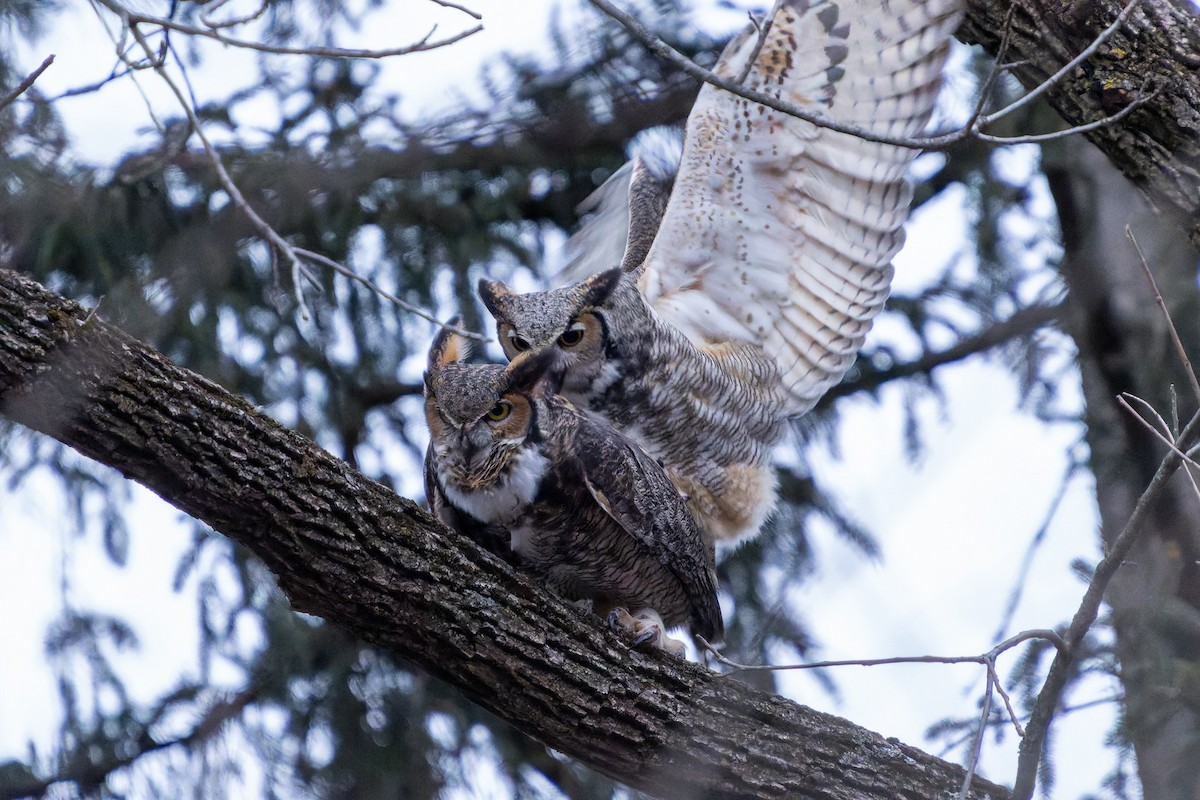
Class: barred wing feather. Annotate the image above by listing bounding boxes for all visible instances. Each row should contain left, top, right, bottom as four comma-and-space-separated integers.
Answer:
637, 0, 962, 414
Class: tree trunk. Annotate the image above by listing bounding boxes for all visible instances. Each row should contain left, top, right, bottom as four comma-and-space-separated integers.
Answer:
0, 266, 1009, 800
960, 0, 1200, 248
1044, 139, 1200, 800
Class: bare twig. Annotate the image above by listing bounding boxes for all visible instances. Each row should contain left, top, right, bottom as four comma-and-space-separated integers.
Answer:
429, 0, 483, 20
698, 629, 1065, 736
199, 0, 269, 30
959, 4, 1017, 136
1127, 225, 1200, 403
1117, 394, 1200, 502
734, 7, 775, 87
94, 0, 482, 59
979, 0, 1147, 125
89, 0, 490, 331
46, 65, 133, 101
585, 0, 937, 150
988, 660, 1025, 737
959, 668, 994, 800
1012, 406, 1200, 799
122, 21, 319, 317
293, 248, 487, 341
0, 55, 54, 112
974, 86, 1161, 145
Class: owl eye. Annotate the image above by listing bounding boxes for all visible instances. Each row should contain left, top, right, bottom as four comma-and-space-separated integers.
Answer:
507, 331, 532, 352
558, 323, 585, 348
485, 400, 513, 422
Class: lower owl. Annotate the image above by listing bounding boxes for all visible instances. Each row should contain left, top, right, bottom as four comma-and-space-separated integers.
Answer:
422, 324, 723, 654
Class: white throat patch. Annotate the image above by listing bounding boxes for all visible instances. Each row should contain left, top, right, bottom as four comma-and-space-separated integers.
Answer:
439, 447, 549, 524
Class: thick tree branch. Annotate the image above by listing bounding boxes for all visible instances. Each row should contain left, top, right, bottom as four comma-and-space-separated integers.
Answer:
960, 0, 1200, 248
0, 267, 1008, 799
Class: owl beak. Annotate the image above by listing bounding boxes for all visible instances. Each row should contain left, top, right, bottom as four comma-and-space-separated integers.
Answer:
463, 426, 493, 467
540, 359, 567, 394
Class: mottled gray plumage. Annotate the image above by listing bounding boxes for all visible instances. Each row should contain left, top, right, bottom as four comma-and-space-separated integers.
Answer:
479, 0, 961, 548
422, 326, 724, 651
480, 270, 786, 549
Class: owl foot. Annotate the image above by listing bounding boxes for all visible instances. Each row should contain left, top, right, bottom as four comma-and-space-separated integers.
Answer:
606, 607, 686, 656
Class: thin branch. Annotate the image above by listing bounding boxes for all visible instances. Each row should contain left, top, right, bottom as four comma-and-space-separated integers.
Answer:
429, 0, 483, 21
94, 0, 482, 59
46, 64, 134, 101
123, 21, 320, 319
974, 86, 1161, 144
818, 302, 1062, 406
959, 668, 994, 800
101, 0, 487, 334
586, 0, 939, 150
700, 628, 1066, 674
1117, 393, 1200, 502
1126, 225, 1200, 403
988, 660, 1025, 737
293, 248, 488, 341
1012, 405, 1200, 799
199, 0, 269, 30
0, 55, 54, 112
735, 5, 776, 87
959, 4, 1017, 136
699, 626, 1066, 785
979, 0, 1147, 125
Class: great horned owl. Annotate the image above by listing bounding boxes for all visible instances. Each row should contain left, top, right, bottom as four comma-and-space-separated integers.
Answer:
479, 0, 962, 548
422, 326, 724, 653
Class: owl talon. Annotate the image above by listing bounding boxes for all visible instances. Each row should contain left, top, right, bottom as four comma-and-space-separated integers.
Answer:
607, 607, 638, 639
608, 608, 685, 656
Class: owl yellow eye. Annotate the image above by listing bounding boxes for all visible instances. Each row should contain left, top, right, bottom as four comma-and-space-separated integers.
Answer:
486, 400, 513, 422
507, 331, 532, 352
558, 323, 585, 348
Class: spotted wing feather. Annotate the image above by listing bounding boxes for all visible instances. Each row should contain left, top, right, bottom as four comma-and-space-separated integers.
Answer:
637, 0, 962, 414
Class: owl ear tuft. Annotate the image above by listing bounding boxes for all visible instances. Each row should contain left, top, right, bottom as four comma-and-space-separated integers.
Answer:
427, 318, 471, 374
580, 267, 623, 308
477, 278, 512, 319
503, 346, 560, 395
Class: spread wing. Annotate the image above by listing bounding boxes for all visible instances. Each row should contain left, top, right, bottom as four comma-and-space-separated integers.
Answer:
572, 420, 724, 642
637, 0, 963, 414
557, 132, 680, 285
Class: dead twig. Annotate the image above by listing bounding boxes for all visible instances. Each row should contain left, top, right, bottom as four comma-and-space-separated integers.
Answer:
1011, 405, 1200, 799
1126, 226, 1200, 403
94, 0, 482, 59
978, 0, 1147, 126
698, 625, 1066, 784
0, 55, 54, 112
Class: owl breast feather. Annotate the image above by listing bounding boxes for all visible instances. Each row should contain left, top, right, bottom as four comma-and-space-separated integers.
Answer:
438, 448, 550, 525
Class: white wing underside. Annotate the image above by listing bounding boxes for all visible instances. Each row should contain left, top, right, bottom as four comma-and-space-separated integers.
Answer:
557, 127, 682, 285
637, 0, 962, 414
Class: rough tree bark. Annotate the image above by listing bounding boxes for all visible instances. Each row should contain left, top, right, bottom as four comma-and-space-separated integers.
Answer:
959, 0, 1200, 247
1044, 139, 1200, 800
0, 266, 1009, 799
